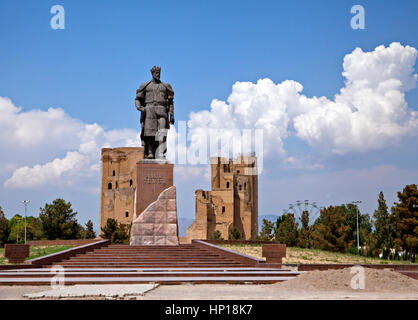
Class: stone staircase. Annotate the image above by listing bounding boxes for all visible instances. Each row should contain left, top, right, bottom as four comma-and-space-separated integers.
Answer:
53, 244, 250, 268
0, 243, 302, 285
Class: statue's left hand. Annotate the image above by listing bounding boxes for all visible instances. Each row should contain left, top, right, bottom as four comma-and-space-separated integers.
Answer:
170, 113, 175, 124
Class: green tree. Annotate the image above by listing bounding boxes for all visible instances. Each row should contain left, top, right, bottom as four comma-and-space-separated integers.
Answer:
39, 199, 81, 240
275, 213, 298, 246
100, 218, 118, 240
311, 206, 353, 253
100, 219, 130, 243
229, 227, 241, 240
85, 220, 96, 239
259, 219, 274, 241
372, 192, 393, 257
391, 184, 418, 262
26, 216, 44, 241
0, 206, 10, 247
7, 215, 25, 243
210, 230, 223, 240
77, 224, 86, 239
7, 215, 44, 242
112, 223, 130, 244
340, 204, 372, 248
274, 214, 286, 233
297, 210, 311, 248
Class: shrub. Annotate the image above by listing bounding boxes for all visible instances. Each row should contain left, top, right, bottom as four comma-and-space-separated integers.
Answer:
229, 227, 241, 240
211, 230, 223, 240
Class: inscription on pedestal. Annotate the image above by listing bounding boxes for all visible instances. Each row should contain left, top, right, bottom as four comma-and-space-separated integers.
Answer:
143, 173, 166, 184
136, 162, 173, 217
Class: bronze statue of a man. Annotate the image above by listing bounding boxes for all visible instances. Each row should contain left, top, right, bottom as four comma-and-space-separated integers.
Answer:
135, 66, 174, 159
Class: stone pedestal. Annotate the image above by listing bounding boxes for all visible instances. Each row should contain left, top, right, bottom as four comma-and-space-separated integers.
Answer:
4, 244, 30, 264
262, 244, 286, 264
135, 160, 173, 217
130, 186, 179, 245
131, 160, 178, 245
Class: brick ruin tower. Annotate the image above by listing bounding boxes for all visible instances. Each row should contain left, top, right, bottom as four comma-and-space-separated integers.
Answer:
99, 147, 144, 230
100, 146, 179, 245
186, 155, 258, 242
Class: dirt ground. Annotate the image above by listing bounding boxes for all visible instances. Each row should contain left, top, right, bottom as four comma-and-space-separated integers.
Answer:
276, 267, 418, 292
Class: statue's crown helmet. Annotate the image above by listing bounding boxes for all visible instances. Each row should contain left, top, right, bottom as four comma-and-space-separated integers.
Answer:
150, 66, 161, 74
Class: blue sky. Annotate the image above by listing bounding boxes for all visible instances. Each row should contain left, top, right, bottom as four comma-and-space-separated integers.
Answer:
0, 0, 417, 232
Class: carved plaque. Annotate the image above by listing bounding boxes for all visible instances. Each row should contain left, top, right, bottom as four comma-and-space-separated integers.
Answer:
136, 161, 173, 216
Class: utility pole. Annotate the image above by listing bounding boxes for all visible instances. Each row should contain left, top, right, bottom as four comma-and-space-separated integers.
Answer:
352, 201, 362, 253
22, 200, 30, 244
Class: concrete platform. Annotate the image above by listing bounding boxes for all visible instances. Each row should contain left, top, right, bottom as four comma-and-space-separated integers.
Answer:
24, 284, 158, 299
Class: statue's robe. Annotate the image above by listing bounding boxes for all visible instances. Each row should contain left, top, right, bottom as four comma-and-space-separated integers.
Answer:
136, 80, 174, 145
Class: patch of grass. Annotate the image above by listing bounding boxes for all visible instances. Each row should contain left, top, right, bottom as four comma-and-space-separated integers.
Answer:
0, 248, 6, 265
218, 244, 417, 265
0, 245, 72, 264
27, 245, 71, 260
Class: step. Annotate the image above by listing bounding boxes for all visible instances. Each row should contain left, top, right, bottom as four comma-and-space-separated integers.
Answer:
0, 265, 301, 285
23, 267, 290, 272
55, 263, 248, 267
56, 261, 246, 265
66, 256, 229, 259
63, 257, 236, 263
0, 270, 300, 278
0, 276, 295, 285
51, 264, 250, 269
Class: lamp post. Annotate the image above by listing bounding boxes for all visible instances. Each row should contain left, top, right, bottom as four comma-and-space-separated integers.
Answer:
22, 200, 30, 244
351, 201, 362, 253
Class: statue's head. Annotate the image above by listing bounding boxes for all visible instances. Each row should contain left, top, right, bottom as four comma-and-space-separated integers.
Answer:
150, 66, 161, 81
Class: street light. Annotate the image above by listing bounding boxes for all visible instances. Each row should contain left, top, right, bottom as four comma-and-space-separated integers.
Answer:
22, 200, 30, 244
351, 200, 362, 252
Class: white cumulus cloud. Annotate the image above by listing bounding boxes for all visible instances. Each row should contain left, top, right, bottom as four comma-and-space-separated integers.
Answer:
2, 42, 417, 189
187, 42, 418, 159
2, 99, 139, 189
293, 42, 418, 154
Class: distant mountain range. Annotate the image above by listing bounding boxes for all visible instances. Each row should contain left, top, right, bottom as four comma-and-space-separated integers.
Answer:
177, 215, 283, 237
